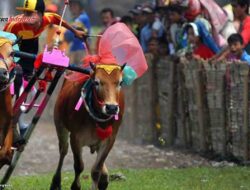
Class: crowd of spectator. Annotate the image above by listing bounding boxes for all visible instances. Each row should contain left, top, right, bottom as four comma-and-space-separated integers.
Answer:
114, 0, 250, 64
44, 0, 250, 65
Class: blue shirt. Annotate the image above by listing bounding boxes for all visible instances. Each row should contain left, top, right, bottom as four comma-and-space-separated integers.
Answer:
64, 12, 91, 52
241, 50, 250, 65
140, 23, 164, 52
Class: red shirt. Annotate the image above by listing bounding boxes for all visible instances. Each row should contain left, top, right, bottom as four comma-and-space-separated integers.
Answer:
193, 43, 215, 59
240, 16, 250, 47
4, 13, 62, 40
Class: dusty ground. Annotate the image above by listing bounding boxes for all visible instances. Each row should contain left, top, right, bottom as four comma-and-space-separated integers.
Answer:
0, 122, 215, 177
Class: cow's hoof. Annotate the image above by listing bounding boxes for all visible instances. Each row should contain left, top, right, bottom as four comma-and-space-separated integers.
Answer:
71, 182, 81, 190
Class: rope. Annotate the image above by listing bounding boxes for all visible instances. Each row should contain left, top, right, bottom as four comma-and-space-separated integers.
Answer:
54, 0, 69, 48
81, 79, 114, 123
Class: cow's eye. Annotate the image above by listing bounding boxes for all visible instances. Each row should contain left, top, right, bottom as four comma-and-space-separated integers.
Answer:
119, 81, 123, 86
94, 81, 100, 86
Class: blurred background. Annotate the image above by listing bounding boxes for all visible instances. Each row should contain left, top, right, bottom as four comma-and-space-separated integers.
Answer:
1, 0, 250, 180
0, 0, 229, 26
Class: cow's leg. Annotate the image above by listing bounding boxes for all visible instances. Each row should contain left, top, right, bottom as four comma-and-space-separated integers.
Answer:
0, 122, 13, 167
70, 133, 84, 190
3, 125, 13, 155
91, 138, 116, 190
0, 128, 13, 168
98, 164, 109, 190
50, 125, 69, 190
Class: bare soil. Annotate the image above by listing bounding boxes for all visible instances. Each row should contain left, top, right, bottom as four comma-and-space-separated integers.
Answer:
0, 122, 212, 176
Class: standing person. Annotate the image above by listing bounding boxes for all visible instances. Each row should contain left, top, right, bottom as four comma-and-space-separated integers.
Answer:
168, 5, 187, 52
95, 8, 119, 53
64, 0, 91, 66
231, 0, 250, 53
227, 33, 250, 64
170, 0, 237, 48
3, 0, 86, 146
214, 0, 250, 60
4, 0, 86, 81
140, 5, 165, 52
186, 23, 215, 60
129, 4, 147, 39
100, 8, 116, 28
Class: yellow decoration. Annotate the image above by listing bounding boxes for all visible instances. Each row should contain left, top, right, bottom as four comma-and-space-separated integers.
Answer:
96, 65, 121, 75
0, 38, 12, 47
156, 123, 161, 130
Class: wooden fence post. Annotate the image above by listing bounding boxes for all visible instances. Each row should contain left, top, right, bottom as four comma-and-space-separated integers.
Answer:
119, 84, 137, 141
156, 56, 176, 146
133, 54, 155, 143
204, 62, 227, 156
181, 59, 211, 152
176, 59, 188, 147
195, 62, 211, 151
242, 65, 249, 160
227, 63, 249, 160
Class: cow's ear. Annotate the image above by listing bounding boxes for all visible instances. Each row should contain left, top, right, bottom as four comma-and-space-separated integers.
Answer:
121, 63, 127, 71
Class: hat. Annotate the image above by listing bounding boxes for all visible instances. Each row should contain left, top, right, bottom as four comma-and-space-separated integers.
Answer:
129, 4, 143, 15
16, 0, 45, 13
142, 6, 154, 14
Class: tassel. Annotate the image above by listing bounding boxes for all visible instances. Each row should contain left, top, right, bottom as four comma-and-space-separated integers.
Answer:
38, 80, 47, 92
96, 125, 113, 140
34, 53, 43, 69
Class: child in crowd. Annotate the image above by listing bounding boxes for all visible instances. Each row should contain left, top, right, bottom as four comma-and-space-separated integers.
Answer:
186, 23, 215, 60
147, 37, 169, 57
147, 37, 159, 56
227, 33, 250, 65
140, 5, 165, 52
168, 5, 187, 51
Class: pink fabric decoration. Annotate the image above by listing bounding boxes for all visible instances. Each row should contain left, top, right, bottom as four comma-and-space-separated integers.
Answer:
75, 97, 83, 111
98, 23, 148, 77
10, 83, 14, 95
200, 0, 228, 34
66, 23, 148, 81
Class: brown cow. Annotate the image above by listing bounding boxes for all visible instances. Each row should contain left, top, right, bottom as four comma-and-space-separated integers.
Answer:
0, 40, 15, 168
50, 63, 126, 190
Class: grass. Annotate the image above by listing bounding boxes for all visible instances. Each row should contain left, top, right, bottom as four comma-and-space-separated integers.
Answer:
3, 167, 250, 190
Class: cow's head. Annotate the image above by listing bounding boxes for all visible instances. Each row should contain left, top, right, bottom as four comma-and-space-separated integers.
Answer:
90, 63, 126, 116
0, 39, 14, 85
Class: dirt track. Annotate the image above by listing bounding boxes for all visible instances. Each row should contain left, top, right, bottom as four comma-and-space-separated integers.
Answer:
0, 122, 213, 176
